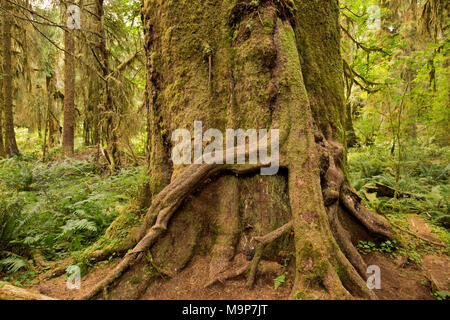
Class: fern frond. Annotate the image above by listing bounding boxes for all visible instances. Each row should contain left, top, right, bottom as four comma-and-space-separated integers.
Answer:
0, 256, 27, 273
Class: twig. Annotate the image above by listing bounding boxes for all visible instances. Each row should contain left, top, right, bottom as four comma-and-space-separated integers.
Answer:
341, 25, 390, 56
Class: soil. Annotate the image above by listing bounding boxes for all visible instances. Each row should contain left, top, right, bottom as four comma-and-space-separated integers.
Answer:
406, 215, 440, 243
30, 251, 449, 300
28, 214, 449, 300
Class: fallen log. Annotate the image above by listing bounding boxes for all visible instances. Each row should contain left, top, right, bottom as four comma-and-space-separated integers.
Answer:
364, 182, 424, 199
0, 282, 56, 300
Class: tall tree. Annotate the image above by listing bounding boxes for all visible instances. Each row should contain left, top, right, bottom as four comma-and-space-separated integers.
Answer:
83, 0, 393, 300
96, 0, 121, 170
46, 70, 59, 147
2, 0, 19, 156
62, 1, 76, 155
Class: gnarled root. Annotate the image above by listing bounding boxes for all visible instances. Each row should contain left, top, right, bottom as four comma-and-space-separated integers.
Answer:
246, 221, 293, 288
79, 133, 393, 300
80, 160, 264, 300
204, 260, 251, 288
340, 187, 393, 240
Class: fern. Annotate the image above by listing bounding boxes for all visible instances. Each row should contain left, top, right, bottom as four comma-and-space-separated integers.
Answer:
0, 256, 27, 273
60, 219, 97, 236
0, 157, 147, 266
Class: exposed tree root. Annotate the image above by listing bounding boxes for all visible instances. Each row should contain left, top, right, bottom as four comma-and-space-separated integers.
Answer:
44, 266, 67, 280
206, 221, 294, 289
246, 221, 293, 288
328, 206, 368, 278
80, 141, 268, 299
340, 188, 393, 240
78, 140, 392, 300
204, 262, 251, 288
44, 246, 131, 281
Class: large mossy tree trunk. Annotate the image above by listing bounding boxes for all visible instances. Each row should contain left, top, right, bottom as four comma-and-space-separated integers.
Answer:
84, 0, 393, 300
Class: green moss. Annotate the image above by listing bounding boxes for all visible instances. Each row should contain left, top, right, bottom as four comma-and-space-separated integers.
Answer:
210, 223, 220, 247
82, 205, 143, 258
263, 19, 274, 34
130, 276, 140, 285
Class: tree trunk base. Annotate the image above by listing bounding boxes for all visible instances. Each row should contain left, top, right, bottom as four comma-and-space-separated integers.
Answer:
80, 154, 392, 300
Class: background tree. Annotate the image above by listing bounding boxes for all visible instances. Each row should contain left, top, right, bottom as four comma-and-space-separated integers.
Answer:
61, 0, 76, 155
0, 77, 4, 157
2, 0, 19, 156
96, 0, 120, 170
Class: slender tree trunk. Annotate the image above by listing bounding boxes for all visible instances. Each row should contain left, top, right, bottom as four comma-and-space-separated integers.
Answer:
345, 102, 358, 148
2, 0, 19, 156
80, 0, 100, 148
37, 96, 42, 138
96, 0, 120, 170
83, 76, 100, 146
0, 76, 5, 157
62, 1, 76, 156
45, 73, 58, 147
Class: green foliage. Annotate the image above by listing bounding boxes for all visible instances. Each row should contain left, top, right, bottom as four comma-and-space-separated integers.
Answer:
0, 157, 148, 264
356, 240, 398, 255
399, 246, 422, 264
0, 196, 26, 250
349, 144, 450, 229
293, 290, 303, 300
342, 0, 449, 251
273, 274, 286, 290
0, 256, 28, 273
0, 157, 33, 191
354, 238, 427, 264
342, 0, 449, 147
431, 291, 450, 301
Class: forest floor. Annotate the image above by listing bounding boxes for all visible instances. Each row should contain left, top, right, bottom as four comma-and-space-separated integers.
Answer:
27, 213, 449, 300
1, 132, 449, 300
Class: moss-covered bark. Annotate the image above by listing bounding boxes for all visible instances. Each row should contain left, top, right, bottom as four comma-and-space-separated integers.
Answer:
84, 0, 393, 300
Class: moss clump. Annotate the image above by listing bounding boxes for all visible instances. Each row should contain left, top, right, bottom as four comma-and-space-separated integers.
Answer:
83, 205, 143, 257
104, 206, 142, 241
263, 19, 274, 34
